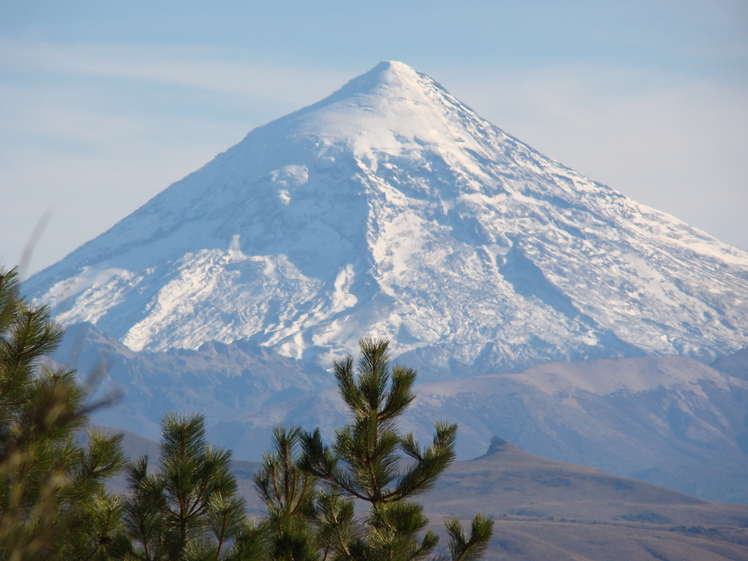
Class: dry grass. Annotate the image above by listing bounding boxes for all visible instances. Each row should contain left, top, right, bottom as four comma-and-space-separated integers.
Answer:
105, 426, 748, 560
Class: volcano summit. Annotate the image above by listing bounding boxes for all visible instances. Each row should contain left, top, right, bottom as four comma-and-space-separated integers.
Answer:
25, 61, 748, 381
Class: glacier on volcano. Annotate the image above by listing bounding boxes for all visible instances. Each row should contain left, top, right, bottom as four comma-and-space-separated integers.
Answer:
24, 61, 748, 381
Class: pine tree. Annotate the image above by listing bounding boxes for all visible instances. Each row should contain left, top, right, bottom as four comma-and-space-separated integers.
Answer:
0, 264, 492, 559
253, 426, 319, 560
300, 338, 493, 561
0, 266, 128, 560
123, 412, 257, 561
254, 427, 360, 561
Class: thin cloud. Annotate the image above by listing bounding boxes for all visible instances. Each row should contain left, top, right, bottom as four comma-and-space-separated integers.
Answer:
0, 40, 349, 105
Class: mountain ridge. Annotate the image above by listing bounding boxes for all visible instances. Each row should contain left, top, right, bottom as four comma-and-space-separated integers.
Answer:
53, 321, 748, 503
103, 424, 748, 561
207, 353, 748, 502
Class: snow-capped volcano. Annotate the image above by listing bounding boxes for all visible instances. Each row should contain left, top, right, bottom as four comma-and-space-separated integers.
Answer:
25, 61, 748, 379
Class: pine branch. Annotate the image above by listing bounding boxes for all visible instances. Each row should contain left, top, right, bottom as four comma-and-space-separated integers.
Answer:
444, 515, 493, 561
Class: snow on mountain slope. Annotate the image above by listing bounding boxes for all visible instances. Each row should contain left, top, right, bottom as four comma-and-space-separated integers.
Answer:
24, 61, 748, 380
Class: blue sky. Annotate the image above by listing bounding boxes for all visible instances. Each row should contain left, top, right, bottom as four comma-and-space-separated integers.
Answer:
2, 1, 747, 275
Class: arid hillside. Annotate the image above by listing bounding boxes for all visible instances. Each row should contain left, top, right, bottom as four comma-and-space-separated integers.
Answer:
111, 427, 748, 560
